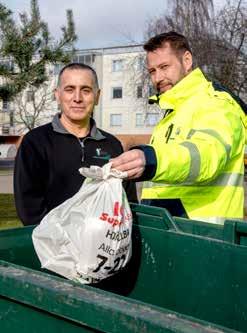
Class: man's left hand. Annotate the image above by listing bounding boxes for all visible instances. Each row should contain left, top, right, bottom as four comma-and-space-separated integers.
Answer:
110, 149, 146, 179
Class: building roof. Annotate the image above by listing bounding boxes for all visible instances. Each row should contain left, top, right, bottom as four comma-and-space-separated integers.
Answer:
76, 44, 144, 55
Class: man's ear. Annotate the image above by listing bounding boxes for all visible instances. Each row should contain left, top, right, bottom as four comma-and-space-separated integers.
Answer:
183, 51, 193, 73
95, 89, 101, 105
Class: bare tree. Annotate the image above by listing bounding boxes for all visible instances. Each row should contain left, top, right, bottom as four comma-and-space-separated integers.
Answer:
128, 0, 215, 111
146, 0, 215, 66
13, 80, 56, 132
126, 52, 161, 120
211, 0, 247, 99
144, 0, 247, 102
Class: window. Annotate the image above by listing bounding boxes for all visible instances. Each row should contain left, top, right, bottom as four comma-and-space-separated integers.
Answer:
73, 54, 94, 65
137, 86, 143, 98
85, 55, 91, 64
26, 91, 34, 102
112, 87, 122, 99
136, 56, 144, 71
112, 59, 123, 72
26, 115, 35, 127
146, 113, 160, 126
2, 124, 10, 134
110, 114, 122, 126
54, 63, 63, 75
136, 113, 144, 127
2, 98, 8, 111
0, 60, 14, 71
149, 85, 155, 96
78, 55, 84, 63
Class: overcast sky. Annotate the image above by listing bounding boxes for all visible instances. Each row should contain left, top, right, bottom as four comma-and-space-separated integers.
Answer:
4, 0, 227, 50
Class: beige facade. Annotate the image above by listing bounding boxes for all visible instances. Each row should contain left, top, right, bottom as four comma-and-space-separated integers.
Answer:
0, 45, 161, 137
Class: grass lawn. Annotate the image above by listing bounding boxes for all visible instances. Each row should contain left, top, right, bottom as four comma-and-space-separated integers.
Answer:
0, 169, 13, 175
0, 193, 22, 230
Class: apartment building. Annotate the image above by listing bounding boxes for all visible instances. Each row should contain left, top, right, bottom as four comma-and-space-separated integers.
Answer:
0, 45, 161, 147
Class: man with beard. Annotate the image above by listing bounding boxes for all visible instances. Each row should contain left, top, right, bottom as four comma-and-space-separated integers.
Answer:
111, 31, 246, 224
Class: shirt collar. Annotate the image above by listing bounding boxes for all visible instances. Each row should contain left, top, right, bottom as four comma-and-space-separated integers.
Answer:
52, 113, 105, 140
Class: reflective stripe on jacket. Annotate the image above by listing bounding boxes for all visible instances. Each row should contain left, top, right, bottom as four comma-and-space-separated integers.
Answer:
142, 68, 246, 224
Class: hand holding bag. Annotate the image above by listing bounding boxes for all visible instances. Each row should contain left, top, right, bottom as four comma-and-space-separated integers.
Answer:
32, 163, 132, 284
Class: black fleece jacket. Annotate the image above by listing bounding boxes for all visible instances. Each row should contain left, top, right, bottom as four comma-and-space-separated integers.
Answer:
14, 115, 137, 226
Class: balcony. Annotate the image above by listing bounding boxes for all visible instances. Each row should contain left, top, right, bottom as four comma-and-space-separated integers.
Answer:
0, 125, 19, 136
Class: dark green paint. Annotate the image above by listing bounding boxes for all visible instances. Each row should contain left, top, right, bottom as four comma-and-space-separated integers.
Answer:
0, 204, 246, 332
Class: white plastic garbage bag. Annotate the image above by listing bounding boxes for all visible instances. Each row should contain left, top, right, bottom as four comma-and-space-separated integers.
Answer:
32, 163, 132, 284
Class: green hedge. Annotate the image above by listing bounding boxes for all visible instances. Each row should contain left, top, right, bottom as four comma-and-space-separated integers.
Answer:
0, 194, 22, 229
0, 194, 18, 218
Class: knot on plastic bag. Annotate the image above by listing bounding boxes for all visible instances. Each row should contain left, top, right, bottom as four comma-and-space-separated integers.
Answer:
79, 162, 127, 180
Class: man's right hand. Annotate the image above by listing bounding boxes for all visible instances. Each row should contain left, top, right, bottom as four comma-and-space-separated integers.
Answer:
110, 149, 146, 179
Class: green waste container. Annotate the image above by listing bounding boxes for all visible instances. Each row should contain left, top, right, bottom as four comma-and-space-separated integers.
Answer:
0, 203, 247, 333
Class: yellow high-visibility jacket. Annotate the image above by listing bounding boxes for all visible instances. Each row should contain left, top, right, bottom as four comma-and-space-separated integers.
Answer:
141, 68, 246, 224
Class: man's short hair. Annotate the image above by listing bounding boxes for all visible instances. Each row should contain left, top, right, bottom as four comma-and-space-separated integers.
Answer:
57, 62, 99, 91
143, 31, 192, 55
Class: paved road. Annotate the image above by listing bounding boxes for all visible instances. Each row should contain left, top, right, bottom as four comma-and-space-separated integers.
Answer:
0, 172, 13, 194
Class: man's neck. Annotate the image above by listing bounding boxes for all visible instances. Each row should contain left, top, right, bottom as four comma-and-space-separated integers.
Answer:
60, 114, 91, 138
